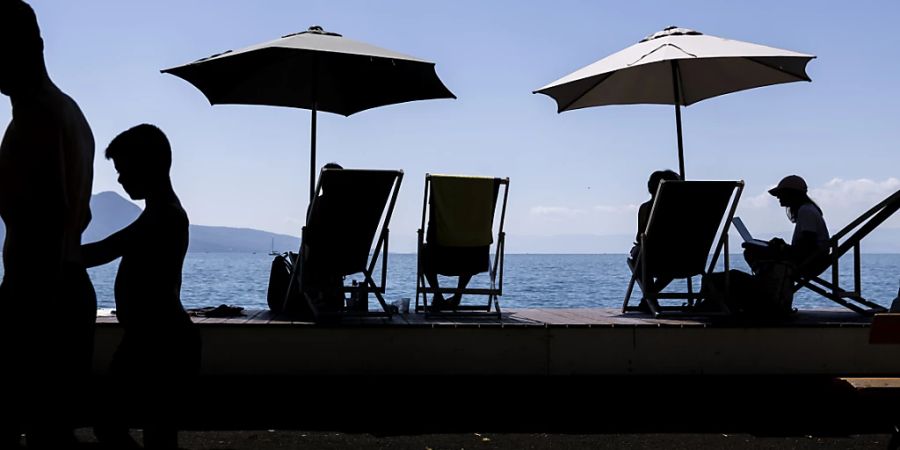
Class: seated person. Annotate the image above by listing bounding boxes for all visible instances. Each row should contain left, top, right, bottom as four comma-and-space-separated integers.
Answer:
726, 175, 829, 316
82, 124, 200, 450
743, 175, 830, 275
629, 169, 681, 303
423, 179, 500, 312
301, 162, 348, 314
423, 240, 487, 311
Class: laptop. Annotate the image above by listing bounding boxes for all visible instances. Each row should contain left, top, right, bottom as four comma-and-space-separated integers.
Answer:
732, 217, 769, 248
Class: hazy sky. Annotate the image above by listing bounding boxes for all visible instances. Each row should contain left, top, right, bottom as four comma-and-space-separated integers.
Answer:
4, 0, 899, 252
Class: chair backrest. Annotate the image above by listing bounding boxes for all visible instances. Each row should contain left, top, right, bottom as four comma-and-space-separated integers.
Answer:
642, 180, 742, 279
832, 189, 900, 256
425, 174, 502, 247
306, 168, 402, 276
801, 188, 900, 276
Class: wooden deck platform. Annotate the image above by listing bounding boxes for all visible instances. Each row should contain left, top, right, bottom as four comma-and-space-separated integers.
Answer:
94, 308, 900, 377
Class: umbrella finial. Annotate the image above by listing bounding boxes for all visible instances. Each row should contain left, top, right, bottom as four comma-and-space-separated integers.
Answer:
282, 26, 342, 39
640, 26, 702, 43
305, 25, 342, 37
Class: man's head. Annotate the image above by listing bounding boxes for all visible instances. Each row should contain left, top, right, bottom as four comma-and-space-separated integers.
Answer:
106, 124, 172, 200
0, 0, 45, 96
647, 169, 680, 196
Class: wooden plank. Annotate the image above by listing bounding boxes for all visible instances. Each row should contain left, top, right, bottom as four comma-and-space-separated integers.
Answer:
502, 310, 548, 326
511, 309, 576, 326
839, 378, 900, 390
556, 308, 651, 326
239, 310, 280, 325
538, 308, 607, 326
227, 309, 265, 325
92, 307, 878, 329
199, 317, 236, 324
565, 308, 638, 323
95, 315, 119, 325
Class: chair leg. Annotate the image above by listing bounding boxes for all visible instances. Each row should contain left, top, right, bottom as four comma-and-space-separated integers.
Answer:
687, 277, 694, 307
623, 275, 636, 313
645, 290, 661, 317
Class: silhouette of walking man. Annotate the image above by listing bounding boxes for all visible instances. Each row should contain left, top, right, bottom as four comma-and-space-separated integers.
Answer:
0, 1, 97, 447
82, 124, 200, 450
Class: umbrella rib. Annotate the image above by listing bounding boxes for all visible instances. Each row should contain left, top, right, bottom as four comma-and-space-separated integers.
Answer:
629, 43, 697, 67
745, 56, 812, 82
557, 72, 614, 112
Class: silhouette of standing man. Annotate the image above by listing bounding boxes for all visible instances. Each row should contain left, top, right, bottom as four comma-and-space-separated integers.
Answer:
83, 124, 200, 450
0, 1, 96, 448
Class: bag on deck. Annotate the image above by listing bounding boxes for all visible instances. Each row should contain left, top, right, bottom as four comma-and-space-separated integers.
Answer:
701, 264, 795, 318
266, 252, 312, 319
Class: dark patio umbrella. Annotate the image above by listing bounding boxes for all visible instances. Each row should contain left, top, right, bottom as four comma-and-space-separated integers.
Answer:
162, 25, 455, 200
534, 26, 815, 178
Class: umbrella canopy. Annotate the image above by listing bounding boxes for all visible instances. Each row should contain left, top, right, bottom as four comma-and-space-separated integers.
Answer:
162, 25, 455, 199
534, 26, 815, 177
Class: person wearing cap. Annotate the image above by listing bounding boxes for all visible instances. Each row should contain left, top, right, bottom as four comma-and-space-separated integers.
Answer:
745, 175, 830, 270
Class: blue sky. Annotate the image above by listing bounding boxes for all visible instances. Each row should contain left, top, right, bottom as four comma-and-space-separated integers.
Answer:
4, 0, 899, 252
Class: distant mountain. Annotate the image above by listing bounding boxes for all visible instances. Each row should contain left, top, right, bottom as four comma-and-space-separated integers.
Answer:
0, 191, 298, 253
83, 191, 142, 244
187, 224, 298, 253
82, 191, 300, 253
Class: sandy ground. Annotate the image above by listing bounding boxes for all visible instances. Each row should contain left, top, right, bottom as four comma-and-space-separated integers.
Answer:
63, 429, 899, 449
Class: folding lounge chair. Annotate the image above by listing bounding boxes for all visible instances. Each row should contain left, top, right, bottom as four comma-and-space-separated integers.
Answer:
285, 168, 403, 320
792, 188, 899, 315
415, 174, 509, 318
623, 180, 744, 317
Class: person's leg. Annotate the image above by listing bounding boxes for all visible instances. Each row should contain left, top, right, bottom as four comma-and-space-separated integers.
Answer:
425, 271, 448, 310
447, 274, 473, 308
95, 336, 141, 450
25, 264, 97, 450
144, 328, 200, 450
0, 282, 25, 449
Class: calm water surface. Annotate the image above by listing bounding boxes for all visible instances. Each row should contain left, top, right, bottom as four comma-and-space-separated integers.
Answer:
52, 253, 900, 311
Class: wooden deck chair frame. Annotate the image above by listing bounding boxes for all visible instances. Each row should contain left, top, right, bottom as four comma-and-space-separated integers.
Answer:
793, 189, 899, 315
284, 168, 404, 320
623, 180, 744, 317
415, 174, 509, 319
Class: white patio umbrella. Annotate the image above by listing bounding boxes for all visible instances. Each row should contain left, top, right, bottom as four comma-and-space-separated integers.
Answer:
162, 25, 455, 201
534, 26, 815, 178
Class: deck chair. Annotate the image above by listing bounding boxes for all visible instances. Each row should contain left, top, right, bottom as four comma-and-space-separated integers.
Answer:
284, 168, 403, 321
792, 189, 899, 315
415, 174, 509, 318
624, 180, 744, 317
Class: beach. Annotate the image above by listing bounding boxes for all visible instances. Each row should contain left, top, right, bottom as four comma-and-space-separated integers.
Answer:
56, 375, 900, 449
68, 429, 896, 449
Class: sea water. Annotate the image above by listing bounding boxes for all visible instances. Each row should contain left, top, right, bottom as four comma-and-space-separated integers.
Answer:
11, 252, 891, 311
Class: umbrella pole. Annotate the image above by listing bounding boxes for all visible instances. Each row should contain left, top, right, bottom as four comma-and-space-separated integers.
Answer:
310, 103, 317, 202
671, 60, 686, 179
674, 104, 684, 178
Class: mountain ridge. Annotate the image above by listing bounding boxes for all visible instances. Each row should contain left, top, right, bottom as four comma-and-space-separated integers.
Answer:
0, 191, 300, 254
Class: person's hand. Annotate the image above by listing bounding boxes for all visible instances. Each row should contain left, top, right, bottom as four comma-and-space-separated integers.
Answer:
769, 237, 787, 251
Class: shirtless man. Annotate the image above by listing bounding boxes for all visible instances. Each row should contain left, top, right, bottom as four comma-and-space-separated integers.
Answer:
0, 1, 96, 447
